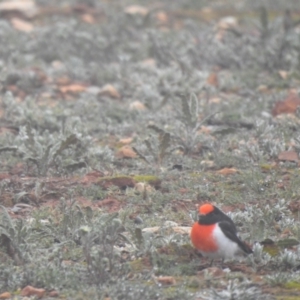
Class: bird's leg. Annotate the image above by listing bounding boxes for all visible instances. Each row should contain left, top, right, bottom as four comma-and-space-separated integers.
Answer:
209, 259, 214, 267
221, 258, 224, 268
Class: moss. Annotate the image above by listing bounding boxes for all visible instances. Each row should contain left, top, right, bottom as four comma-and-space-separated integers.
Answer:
276, 297, 300, 300
263, 245, 280, 257
277, 239, 299, 248
260, 163, 276, 171
133, 175, 161, 188
284, 281, 300, 290
98, 175, 133, 181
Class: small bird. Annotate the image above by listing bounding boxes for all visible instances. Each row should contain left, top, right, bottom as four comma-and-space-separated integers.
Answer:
191, 203, 252, 261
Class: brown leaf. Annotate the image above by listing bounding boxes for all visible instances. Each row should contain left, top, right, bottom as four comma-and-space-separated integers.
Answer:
11, 17, 33, 32
0, 292, 11, 299
59, 83, 87, 94
97, 198, 122, 212
129, 101, 146, 110
98, 84, 120, 99
142, 226, 191, 234
21, 286, 46, 298
272, 93, 300, 116
124, 5, 148, 16
198, 125, 211, 134
155, 276, 176, 285
216, 16, 238, 40
119, 137, 133, 145
206, 72, 218, 87
217, 16, 238, 30
155, 11, 168, 25
278, 150, 299, 162
116, 145, 137, 159
140, 58, 156, 68
56, 76, 71, 85
81, 13, 95, 23
288, 201, 300, 213
0, 0, 38, 18
81, 171, 105, 185
278, 70, 288, 79
48, 290, 59, 297
172, 226, 191, 234
216, 167, 238, 175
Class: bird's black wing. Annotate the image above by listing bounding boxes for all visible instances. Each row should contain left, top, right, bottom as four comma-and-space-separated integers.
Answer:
199, 206, 237, 233
218, 221, 253, 254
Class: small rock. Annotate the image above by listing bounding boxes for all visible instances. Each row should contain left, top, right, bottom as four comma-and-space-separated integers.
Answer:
134, 216, 144, 224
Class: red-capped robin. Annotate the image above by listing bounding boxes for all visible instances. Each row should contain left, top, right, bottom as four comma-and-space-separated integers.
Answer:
191, 203, 252, 261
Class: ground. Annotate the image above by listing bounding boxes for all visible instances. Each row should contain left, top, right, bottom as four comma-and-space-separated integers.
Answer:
1, 0, 300, 299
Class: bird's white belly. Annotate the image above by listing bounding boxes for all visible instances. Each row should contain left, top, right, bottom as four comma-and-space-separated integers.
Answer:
200, 225, 239, 259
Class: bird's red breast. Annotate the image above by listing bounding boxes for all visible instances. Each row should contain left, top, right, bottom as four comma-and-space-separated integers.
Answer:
190, 222, 218, 252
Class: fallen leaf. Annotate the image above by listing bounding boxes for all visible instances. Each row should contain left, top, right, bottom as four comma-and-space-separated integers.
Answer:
142, 226, 160, 233
206, 72, 218, 87
48, 290, 59, 297
288, 201, 300, 213
216, 167, 238, 175
216, 16, 238, 40
124, 5, 148, 16
119, 137, 133, 145
278, 70, 288, 79
217, 16, 238, 30
140, 58, 156, 68
198, 126, 211, 134
0, 292, 11, 299
172, 226, 191, 234
257, 85, 269, 93
98, 84, 120, 99
11, 17, 33, 32
199, 7, 215, 21
59, 83, 87, 94
209, 97, 221, 103
272, 93, 300, 116
21, 285, 46, 298
81, 13, 95, 24
0, 0, 38, 18
278, 150, 299, 162
155, 276, 176, 285
116, 145, 137, 158
142, 226, 191, 234
155, 11, 168, 25
80, 171, 105, 185
129, 101, 146, 110
280, 228, 292, 238
97, 198, 122, 212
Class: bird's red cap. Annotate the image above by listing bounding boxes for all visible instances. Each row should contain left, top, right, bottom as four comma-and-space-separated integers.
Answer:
199, 203, 214, 215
